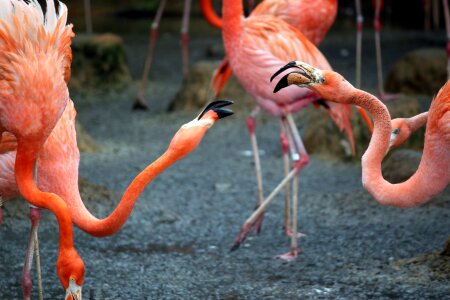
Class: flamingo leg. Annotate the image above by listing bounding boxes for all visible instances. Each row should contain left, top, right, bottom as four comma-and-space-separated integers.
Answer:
443, 0, 450, 80
181, 0, 192, 78
21, 206, 41, 300
246, 107, 265, 234
276, 113, 308, 261
433, 0, 440, 30
373, 0, 401, 101
423, 0, 432, 31
354, 0, 363, 89
134, 0, 168, 110
0, 196, 3, 225
83, 0, 93, 34
34, 230, 43, 300
232, 114, 307, 259
279, 119, 291, 235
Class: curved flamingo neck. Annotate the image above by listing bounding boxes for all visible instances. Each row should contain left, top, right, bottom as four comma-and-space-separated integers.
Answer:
70, 149, 180, 237
407, 111, 428, 133
346, 88, 443, 207
222, 0, 244, 57
15, 142, 75, 250
200, 0, 222, 29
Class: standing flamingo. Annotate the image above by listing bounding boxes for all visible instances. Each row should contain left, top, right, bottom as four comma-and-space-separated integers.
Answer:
221, 0, 355, 260
133, 0, 258, 110
443, 0, 450, 80
200, 0, 338, 96
354, 0, 401, 100
0, 0, 85, 299
273, 61, 449, 207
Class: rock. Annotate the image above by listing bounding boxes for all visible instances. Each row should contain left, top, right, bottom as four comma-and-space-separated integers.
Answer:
70, 33, 132, 91
385, 48, 447, 96
382, 149, 421, 183
302, 95, 426, 160
76, 121, 102, 153
169, 60, 253, 112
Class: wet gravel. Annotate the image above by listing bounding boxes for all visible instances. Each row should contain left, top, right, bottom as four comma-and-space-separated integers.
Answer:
0, 28, 449, 299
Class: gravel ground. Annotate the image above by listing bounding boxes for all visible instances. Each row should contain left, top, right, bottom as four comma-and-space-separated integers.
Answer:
0, 27, 449, 299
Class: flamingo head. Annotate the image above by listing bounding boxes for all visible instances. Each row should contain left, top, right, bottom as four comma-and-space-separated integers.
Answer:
271, 61, 353, 104
167, 100, 234, 159
389, 118, 411, 150
57, 249, 85, 300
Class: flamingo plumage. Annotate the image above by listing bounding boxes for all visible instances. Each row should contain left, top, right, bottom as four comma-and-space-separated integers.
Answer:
273, 61, 449, 207
200, 0, 338, 96
221, 0, 355, 260
0, 0, 84, 299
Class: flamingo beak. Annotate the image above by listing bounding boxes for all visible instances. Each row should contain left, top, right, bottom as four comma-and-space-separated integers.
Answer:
271, 61, 324, 93
197, 100, 234, 120
65, 282, 82, 300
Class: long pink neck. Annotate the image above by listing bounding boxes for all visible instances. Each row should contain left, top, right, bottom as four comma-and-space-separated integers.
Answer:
348, 88, 447, 207
69, 150, 180, 237
200, 0, 222, 29
15, 142, 76, 251
407, 111, 428, 133
222, 0, 244, 59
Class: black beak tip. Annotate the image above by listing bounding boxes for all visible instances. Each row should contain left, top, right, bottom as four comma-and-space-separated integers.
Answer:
270, 61, 298, 82
198, 100, 234, 120
213, 108, 234, 119
273, 74, 290, 93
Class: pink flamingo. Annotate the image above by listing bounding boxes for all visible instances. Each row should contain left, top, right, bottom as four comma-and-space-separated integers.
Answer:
1, 97, 233, 297
354, 0, 401, 100
272, 61, 449, 207
221, 0, 356, 260
133, 0, 257, 110
444, 0, 450, 80
389, 112, 428, 149
200, 0, 338, 96
0, 0, 85, 299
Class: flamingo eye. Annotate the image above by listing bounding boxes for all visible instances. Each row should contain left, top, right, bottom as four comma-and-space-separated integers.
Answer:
392, 128, 400, 134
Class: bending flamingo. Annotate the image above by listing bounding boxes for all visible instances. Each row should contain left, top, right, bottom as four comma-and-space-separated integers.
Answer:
0, 0, 85, 299
273, 61, 449, 207
1, 97, 233, 296
221, 0, 355, 260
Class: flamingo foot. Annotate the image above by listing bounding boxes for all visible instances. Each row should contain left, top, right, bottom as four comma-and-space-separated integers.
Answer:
275, 247, 299, 261
251, 208, 265, 234
132, 96, 149, 110
378, 92, 402, 102
231, 223, 251, 251
284, 227, 306, 238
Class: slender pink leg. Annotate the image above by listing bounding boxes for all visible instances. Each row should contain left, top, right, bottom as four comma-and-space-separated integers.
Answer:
246, 107, 265, 234
279, 120, 291, 235
181, 0, 192, 78
134, 0, 168, 110
443, 0, 450, 80
248, 0, 255, 11
423, 0, 432, 31
276, 114, 308, 261
232, 114, 307, 257
83, 0, 93, 34
21, 207, 41, 300
0, 196, 3, 225
354, 0, 363, 89
373, 0, 401, 101
433, 0, 440, 30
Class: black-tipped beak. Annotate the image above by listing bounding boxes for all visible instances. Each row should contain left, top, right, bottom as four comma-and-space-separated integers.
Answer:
198, 100, 234, 120
273, 73, 291, 93
270, 61, 300, 82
